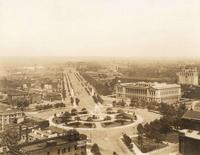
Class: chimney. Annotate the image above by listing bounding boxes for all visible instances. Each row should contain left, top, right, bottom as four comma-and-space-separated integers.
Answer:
25, 127, 28, 143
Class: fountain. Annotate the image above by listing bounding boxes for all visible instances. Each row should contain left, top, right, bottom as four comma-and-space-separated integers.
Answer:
51, 99, 138, 129
90, 104, 104, 120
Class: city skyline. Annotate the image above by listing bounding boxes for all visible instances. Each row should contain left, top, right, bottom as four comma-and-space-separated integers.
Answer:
0, 0, 200, 57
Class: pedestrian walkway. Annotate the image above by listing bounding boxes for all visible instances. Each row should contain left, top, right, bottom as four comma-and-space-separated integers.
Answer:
95, 122, 102, 128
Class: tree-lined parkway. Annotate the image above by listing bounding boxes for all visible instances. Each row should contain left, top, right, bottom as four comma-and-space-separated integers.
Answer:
26, 68, 161, 155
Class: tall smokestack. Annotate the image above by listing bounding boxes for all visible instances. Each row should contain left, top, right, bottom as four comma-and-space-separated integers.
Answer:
26, 127, 28, 143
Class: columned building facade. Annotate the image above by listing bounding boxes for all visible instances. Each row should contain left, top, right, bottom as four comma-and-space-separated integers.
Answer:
115, 82, 181, 104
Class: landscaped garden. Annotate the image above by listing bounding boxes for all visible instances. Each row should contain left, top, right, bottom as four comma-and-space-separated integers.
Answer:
132, 136, 167, 153
52, 107, 137, 129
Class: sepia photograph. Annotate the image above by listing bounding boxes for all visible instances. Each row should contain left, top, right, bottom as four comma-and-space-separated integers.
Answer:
0, 0, 200, 155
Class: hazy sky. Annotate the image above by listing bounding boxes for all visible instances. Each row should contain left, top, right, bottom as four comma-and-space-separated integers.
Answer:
0, 0, 200, 57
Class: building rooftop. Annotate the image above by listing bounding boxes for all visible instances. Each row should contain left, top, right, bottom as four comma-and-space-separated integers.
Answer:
182, 110, 200, 121
0, 106, 22, 114
4, 89, 28, 96
192, 100, 200, 111
179, 129, 200, 140
18, 133, 87, 153
29, 126, 66, 140
119, 82, 180, 89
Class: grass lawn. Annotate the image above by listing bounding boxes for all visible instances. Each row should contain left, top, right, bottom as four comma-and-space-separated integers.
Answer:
101, 120, 132, 128
66, 122, 96, 128
132, 136, 167, 153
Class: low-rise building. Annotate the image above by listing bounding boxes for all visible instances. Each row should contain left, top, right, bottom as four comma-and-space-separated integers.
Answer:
12, 130, 87, 155
44, 92, 62, 102
20, 126, 66, 143
115, 82, 181, 104
179, 109, 200, 155
2, 89, 29, 104
0, 109, 24, 131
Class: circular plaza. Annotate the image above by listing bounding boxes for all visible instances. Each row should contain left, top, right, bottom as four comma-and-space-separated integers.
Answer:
49, 104, 142, 130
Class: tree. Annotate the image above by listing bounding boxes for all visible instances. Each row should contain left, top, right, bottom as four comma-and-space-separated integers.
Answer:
123, 134, 132, 148
71, 108, 78, 115
67, 129, 80, 141
16, 98, 30, 111
106, 107, 112, 111
87, 117, 93, 122
97, 94, 103, 104
91, 143, 101, 155
117, 119, 125, 125
112, 101, 116, 107
137, 134, 143, 149
92, 95, 98, 103
154, 131, 164, 143
159, 102, 176, 116
81, 108, 87, 111
75, 116, 81, 121
177, 103, 187, 118
117, 109, 124, 114
80, 108, 88, 114
0, 124, 19, 147
159, 117, 172, 134
75, 98, 80, 106
70, 97, 74, 105
104, 116, 112, 121
41, 83, 45, 89
137, 124, 145, 135
62, 89, 66, 100
63, 111, 71, 117
129, 103, 135, 107
120, 100, 126, 107
144, 123, 150, 134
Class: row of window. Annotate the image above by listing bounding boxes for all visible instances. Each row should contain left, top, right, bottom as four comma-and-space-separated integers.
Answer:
160, 90, 179, 95
57, 145, 78, 154
47, 148, 85, 155
126, 88, 148, 95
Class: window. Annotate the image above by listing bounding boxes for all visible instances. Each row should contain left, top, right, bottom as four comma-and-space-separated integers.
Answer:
62, 148, 66, 153
74, 145, 77, 150
81, 152, 85, 155
57, 149, 60, 154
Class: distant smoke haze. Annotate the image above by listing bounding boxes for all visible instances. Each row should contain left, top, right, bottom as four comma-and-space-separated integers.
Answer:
0, 0, 200, 57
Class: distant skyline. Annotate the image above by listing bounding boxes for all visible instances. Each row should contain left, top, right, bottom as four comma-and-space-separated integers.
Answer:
0, 0, 200, 57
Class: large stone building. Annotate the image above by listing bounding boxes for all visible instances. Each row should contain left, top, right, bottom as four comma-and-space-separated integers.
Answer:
115, 82, 181, 104
0, 109, 24, 131
177, 66, 198, 86
179, 102, 200, 155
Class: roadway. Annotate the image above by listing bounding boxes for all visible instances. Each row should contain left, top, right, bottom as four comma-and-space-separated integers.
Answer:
27, 68, 161, 155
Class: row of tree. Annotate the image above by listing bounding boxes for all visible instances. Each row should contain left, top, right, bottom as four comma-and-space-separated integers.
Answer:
92, 94, 103, 104
136, 102, 187, 148
35, 102, 65, 110
122, 134, 133, 150
70, 97, 80, 106
15, 98, 30, 110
